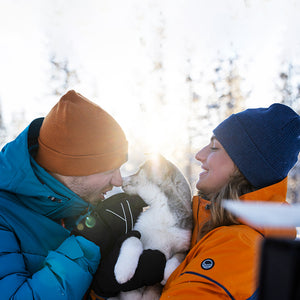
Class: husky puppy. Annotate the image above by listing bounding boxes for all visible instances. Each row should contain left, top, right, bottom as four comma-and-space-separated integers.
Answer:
111, 154, 193, 300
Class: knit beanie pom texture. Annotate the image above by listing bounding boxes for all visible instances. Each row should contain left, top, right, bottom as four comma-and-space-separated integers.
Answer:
36, 90, 128, 176
213, 103, 300, 189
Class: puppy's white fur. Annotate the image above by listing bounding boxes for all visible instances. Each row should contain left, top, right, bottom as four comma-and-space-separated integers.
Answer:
114, 237, 143, 283
112, 155, 192, 300
162, 253, 186, 285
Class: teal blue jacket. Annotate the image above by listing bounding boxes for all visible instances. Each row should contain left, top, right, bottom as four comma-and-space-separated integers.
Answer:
0, 118, 100, 299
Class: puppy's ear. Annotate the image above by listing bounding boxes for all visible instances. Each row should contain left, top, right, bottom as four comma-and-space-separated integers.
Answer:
143, 154, 165, 177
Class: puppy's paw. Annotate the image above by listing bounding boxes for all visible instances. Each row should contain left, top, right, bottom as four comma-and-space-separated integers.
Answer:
161, 253, 185, 285
114, 236, 143, 284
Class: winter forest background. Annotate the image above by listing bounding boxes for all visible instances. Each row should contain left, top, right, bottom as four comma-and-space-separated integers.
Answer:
0, 0, 299, 201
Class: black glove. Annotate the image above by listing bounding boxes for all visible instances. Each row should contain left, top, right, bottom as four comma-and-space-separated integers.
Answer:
71, 193, 147, 257
91, 230, 166, 298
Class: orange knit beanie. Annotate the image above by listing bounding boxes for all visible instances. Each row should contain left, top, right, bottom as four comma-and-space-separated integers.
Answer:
35, 90, 128, 175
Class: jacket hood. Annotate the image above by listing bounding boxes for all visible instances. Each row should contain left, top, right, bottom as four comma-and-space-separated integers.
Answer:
191, 177, 296, 246
0, 118, 89, 221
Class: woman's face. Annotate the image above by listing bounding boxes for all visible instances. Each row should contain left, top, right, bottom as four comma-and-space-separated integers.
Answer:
195, 136, 236, 197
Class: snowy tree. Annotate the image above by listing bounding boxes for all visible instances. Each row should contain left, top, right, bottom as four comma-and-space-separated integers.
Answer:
277, 62, 300, 112
185, 54, 249, 186
277, 62, 300, 203
209, 54, 248, 118
49, 55, 79, 96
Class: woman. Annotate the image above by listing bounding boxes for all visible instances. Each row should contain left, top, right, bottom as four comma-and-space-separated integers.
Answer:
160, 103, 300, 300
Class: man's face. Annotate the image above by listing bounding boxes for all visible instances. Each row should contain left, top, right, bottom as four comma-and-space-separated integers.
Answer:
56, 168, 123, 205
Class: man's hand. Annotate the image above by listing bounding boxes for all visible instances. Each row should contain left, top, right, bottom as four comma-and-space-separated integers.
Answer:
91, 231, 166, 298
71, 193, 146, 257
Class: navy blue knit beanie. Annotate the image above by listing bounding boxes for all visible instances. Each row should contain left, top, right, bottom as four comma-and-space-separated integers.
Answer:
213, 103, 300, 189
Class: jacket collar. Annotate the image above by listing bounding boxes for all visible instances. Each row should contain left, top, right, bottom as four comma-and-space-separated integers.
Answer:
191, 177, 296, 246
240, 177, 288, 203
0, 118, 89, 222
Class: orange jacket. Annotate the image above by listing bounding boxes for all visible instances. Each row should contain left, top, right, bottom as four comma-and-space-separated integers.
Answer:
160, 177, 296, 300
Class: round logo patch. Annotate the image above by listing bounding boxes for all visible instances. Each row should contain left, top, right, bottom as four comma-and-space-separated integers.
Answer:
201, 258, 214, 270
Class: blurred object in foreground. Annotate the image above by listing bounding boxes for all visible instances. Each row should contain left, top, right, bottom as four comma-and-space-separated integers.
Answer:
258, 238, 300, 300
223, 200, 300, 228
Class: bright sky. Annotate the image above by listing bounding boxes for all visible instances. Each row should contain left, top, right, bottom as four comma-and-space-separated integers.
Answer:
0, 0, 299, 177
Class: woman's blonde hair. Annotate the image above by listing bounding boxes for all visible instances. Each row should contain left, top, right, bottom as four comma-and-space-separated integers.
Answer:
197, 168, 256, 241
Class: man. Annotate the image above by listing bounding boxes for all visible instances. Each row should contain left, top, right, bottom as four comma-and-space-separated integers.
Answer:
0, 90, 164, 299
